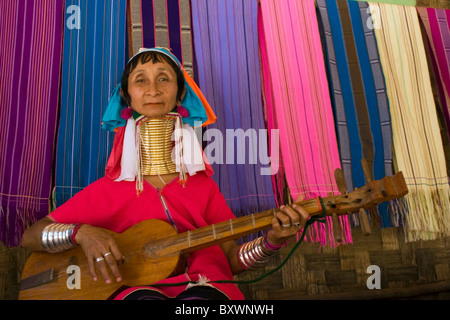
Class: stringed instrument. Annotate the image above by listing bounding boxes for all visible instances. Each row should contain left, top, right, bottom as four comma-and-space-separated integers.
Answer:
18, 170, 408, 300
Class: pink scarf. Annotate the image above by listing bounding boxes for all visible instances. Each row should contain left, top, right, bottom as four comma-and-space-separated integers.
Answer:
259, 0, 352, 245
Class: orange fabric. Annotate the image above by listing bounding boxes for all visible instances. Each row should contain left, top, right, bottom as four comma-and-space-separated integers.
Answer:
182, 68, 216, 127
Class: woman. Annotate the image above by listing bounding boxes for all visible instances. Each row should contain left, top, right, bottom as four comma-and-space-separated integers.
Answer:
21, 47, 310, 300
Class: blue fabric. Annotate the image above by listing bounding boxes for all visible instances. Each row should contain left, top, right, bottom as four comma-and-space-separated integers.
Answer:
54, 0, 127, 206
101, 84, 126, 131
348, 1, 390, 226
317, 0, 394, 227
325, 0, 365, 190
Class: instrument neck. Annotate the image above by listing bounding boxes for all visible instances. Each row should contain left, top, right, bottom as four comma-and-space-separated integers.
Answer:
146, 197, 323, 257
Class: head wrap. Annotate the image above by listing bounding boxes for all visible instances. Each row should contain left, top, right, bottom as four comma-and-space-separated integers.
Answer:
102, 48, 215, 190
102, 47, 216, 130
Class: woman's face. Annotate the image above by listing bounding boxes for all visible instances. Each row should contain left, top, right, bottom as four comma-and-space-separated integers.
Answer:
127, 59, 179, 118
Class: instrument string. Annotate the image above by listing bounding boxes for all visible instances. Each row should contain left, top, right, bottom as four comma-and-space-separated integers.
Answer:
34, 197, 327, 290
152, 197, 327, 287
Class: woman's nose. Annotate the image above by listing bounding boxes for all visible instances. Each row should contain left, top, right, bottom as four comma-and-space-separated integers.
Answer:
145, 81, 160, 96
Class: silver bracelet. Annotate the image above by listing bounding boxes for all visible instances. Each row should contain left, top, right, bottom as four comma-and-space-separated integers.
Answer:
41, 223, 77, 253
238, 236, 279, 270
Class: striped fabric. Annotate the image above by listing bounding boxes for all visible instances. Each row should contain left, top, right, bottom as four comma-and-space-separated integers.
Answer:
417, 7, 450, 142
0, 0, 64, 246
369, 2, 450, 241
190, 0, 278, 225
259, 0, 352, 245
129, 0, 195, 76
54, 0, 127, 207
258, 5, 287, 207
353, 1, 450, 9
316, 0, 395, 228
353, 0, 417, 5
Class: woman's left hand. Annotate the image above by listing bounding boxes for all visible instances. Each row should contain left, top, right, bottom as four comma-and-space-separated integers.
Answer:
266, 195, 310, 246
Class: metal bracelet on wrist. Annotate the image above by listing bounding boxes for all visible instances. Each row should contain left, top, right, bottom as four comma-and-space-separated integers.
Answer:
41, 223, 77, 253
238, 236, 279, 270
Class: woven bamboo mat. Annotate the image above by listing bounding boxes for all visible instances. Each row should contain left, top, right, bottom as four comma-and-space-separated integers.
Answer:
235, 227, 450, 300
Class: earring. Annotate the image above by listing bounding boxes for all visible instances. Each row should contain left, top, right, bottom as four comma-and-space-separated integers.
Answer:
176, 105, 189, 118
121, 107, 133, 120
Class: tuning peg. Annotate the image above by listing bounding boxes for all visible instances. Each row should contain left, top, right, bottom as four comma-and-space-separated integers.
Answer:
328, 192, 342, 243
333, 169, 352, 243
358, 207, 372, 236
335, 167, 372, 236
334, 168, 348, 195
360, 158, 373, 183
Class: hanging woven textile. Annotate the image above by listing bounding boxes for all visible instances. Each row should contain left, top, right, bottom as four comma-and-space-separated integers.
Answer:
259, 0, 352, 246
417, 7, 450, 143
128, 0, 194, 75
0, 0, 65, 246
356, 0, 450, 7
354, 0, 417, 5
190, 0, 278, 225
258, 5, 287, 207
316, 0, 396, 229
54, 0, 127, 207
369, 2, 450, 241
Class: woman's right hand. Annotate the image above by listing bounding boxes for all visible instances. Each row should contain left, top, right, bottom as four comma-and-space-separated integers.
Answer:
75, 224, 125, 284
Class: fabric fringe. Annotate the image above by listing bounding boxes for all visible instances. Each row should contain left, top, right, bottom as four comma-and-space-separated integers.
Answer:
186, 275, 214, 290
304, 215, 353, 248
0, 197, 43, 247
399, 186, 450, 242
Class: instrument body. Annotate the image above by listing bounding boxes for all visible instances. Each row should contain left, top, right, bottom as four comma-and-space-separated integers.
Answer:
19, 171, 408, 300
19, 219, 181, 300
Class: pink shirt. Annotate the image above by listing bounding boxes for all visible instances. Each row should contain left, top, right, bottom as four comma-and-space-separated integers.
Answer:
49, 172, 244, 300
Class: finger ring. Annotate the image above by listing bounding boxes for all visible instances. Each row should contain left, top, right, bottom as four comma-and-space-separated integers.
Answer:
293, 222, 300, 227
282, 224, 291, 228
104, 252, 112, 257
96, 257, 104, 263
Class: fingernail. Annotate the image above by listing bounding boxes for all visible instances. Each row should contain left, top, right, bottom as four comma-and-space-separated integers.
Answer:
117, 277, 122, 282
106, 279, 111, 284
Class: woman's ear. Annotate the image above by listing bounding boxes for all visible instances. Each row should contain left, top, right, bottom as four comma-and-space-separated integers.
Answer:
178, 86, 187, 105
120, 88, 130, 106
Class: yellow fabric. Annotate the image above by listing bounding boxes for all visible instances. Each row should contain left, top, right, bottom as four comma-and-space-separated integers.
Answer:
369, 3, 450, 241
